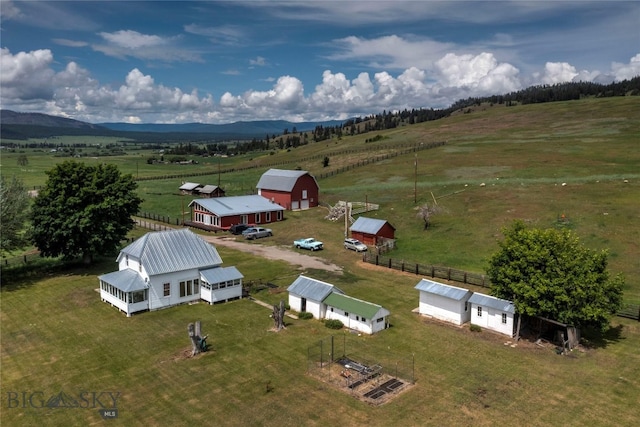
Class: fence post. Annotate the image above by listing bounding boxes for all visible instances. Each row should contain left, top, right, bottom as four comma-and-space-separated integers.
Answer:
447, 268, 451, 281
431, 266, 435, 278
388, 258, 392, 268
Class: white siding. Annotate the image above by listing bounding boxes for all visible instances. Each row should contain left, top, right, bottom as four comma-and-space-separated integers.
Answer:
324, 308, 387, 335
148, 269, 201, 310
418, 292, 470, 325
469, 303, 514, 337
201, 283, 242, 304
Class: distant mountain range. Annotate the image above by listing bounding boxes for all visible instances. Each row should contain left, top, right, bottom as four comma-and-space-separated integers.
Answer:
0, 109, 346, 141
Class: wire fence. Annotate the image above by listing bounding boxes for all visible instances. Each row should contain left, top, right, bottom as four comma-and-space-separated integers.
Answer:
306, 334, 415, 404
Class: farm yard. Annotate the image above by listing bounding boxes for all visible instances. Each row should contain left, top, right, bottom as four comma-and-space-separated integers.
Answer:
2, 97, 640, 426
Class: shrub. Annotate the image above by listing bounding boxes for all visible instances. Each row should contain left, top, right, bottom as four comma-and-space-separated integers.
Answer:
298, 312, 313, 320
324, 319, 343, 330
470, 324, 482, 333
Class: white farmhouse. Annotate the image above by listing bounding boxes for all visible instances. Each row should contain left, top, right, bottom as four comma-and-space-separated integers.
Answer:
468, 292, 516, 337
99, 228, 243, 316
414, 278, 473, 326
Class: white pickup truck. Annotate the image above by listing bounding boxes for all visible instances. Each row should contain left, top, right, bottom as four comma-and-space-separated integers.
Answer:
293, 237, 324, 251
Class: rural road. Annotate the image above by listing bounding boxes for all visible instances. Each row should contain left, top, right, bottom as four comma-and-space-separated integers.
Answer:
201, 235, 344, 274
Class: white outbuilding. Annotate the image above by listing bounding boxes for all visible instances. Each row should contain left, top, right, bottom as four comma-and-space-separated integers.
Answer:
468, 292, 516, 337
414, 278, 473, 326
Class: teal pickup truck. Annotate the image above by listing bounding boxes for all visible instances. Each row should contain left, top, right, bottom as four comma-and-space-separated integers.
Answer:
293, 237, 324, 251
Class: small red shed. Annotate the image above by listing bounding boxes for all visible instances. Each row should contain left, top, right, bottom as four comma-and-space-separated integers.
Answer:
350, 217, 396, 246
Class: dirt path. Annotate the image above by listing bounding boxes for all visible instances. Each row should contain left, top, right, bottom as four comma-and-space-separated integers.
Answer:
134, 219, 343, 274
201, 235, 343, 274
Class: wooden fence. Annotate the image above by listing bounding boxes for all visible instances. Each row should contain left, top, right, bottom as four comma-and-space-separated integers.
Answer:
362, 253, 640, 321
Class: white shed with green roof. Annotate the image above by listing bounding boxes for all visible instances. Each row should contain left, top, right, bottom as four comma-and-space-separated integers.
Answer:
323, 293, 390, 335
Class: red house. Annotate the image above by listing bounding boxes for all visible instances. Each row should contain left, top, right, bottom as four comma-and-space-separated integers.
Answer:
188, 195, 285, 230
350, 217, 396, 246
256, 169, 319, 210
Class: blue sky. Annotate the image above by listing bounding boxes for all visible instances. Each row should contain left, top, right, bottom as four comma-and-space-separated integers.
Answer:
1, 1, 638, 124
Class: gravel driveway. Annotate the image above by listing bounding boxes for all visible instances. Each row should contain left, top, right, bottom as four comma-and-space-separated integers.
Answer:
202, 235, 343, 274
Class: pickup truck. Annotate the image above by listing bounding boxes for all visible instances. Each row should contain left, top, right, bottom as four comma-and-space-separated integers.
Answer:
242, 226, 273, 240
293, 237, 323, 251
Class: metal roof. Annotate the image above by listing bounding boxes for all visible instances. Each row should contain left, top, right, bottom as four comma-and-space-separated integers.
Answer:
99, 269, 148, 292
200, 266, 244, 284
179, 182, 201, 190
287, 275, 343, 302
117, 228, 222, 276
350, 217, 393, 234
189, 195, 285, 216
414, 279, 472, 301
198, 184, 221, 194
468, 293, 515, 314
323, 293, 390, 319
256, 168, 316, 192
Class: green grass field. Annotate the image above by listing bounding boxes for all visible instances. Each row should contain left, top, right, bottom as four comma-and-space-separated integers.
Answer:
1, 245, 639, 427
2, 97, 640, 425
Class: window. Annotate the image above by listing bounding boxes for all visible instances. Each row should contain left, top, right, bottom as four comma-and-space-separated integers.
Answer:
138, 263, 142, 272
344, 312, 349, 317
163, 283, 170, 297
255, 213, 261, 223
477, 306, 483, 317
277, 211, 283, 221
330, 307, 334, 312
464, 302, 468, 312
361, 317, 366, 322
125, 255, 129, 266
377, 318, 384, 323
180, 281, 187, 297
193, 279, 199, 294
265, 211, 271, 222
502, 313, 507, 324
302, 189, 308, 199
131, 290, 147, 303
355, 316, 359, 321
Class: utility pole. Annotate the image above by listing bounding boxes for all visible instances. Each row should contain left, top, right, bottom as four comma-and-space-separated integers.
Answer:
414, 153, 417, 204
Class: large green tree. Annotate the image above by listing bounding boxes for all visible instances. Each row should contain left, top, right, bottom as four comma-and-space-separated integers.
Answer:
30, 161, 142, 264
0, 175, 30, 253
487, 220, 624, 334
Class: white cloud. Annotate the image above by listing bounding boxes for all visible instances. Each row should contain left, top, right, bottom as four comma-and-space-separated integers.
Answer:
92, 30, 202, 62
537, 62, 579, 85
435, 52, 521, 94
250, 56, 267, 67
329, 35, 454, 70
612, 54, 640, 81
0, 0, 22, 21
1, 48, 638, 124
0, 48, 56, 100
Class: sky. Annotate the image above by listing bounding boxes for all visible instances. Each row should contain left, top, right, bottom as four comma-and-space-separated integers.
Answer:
1, 1, 639, 125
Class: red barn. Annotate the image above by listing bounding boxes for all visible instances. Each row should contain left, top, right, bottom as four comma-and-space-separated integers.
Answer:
350, 217, 396, 246
256, 169, 319, 210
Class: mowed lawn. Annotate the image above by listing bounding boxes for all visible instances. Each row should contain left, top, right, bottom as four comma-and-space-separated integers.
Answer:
2, 247, 639, 427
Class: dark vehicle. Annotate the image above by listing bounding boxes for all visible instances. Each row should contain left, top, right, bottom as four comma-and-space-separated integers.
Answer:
229, 224, 251, 235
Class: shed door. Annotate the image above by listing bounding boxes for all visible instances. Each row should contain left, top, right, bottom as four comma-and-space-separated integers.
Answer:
301, 200, 310, 210
292, 201, 300, 210
301, 298, 307, 312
